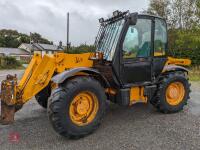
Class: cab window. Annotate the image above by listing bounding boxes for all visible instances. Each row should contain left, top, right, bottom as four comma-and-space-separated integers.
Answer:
154, 19, 167, 56
123, 19, 152, 59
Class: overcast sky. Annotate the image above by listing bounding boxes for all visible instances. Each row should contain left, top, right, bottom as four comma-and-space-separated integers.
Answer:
0, 0, 149, 46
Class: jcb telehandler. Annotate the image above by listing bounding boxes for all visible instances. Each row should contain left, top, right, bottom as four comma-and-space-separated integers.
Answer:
0, 10, 191, 139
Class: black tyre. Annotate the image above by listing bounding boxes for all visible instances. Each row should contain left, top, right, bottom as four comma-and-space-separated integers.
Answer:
151, 72, 191, 113
48, 76, 106, 139
35, 85, 51, 109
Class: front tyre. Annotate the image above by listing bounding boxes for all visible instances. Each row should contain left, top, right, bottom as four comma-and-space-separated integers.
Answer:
151, 72, 191, 113
48, 77, 106, 139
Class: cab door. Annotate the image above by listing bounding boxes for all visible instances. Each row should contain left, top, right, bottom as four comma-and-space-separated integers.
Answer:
120, 17, 153, 85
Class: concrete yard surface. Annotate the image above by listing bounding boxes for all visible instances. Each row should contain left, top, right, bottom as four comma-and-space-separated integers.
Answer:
0, 70, 200, 150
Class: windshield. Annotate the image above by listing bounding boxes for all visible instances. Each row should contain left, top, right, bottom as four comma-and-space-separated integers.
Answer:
95, 19, 125, 61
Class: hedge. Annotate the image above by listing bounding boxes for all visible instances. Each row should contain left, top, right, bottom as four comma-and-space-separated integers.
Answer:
0, 56, 22, 69
168, 29, 200, 66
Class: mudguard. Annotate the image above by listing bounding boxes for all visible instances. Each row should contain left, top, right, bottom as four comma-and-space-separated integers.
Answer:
163, 65, 190, 73
52, 67, 110, 87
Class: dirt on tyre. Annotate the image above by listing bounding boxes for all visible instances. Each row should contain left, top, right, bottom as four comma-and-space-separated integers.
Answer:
151, 72, 191, 113
48, 76, 106, 139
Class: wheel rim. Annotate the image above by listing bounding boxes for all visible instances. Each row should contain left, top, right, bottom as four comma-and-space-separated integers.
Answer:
69, 91, 99, 126
166, 82, 185, 106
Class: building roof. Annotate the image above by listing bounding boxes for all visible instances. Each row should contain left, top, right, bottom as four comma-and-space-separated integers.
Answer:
19, 43, 33, 50
0, 48, 30, 56
19, 43, 64, 52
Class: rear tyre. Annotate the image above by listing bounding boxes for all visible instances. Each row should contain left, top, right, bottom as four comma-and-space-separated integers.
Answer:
48, 77, 106, 139
151, 72, 191, 113
35, 85, 51, 109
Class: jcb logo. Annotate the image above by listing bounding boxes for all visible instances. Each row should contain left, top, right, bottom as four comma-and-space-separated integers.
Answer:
75, 57, 83, 63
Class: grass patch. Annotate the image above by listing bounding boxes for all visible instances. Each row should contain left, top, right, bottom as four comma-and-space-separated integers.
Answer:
189, 66, 200, 81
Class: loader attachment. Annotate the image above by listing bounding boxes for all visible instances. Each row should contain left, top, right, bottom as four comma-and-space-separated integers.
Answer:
0, 75, 18, 124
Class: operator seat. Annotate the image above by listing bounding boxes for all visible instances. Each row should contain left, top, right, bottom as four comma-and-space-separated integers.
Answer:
136, 42, 151, 57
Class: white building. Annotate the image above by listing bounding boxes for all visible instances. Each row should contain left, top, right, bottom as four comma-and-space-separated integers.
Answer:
19, 43, 64, 56
0, 47, 30, 62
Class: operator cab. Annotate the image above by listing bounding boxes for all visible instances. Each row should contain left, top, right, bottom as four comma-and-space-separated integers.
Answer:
94, 10, 168, 87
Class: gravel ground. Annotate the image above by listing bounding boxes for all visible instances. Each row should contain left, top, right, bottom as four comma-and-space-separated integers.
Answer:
0, 70, 200, 150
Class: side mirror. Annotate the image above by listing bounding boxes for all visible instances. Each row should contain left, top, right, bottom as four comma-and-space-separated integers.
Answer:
128, 13, 138, 25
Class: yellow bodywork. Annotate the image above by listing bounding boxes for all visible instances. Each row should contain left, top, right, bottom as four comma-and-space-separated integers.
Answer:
16, 53, 93, 104
105, 87, 147, 106
166, 57, 191, 66
1, 53, 191, 108
18, 54, 55, 103
130, 87, 147, 105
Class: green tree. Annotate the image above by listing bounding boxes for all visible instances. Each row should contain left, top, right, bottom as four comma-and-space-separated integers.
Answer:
147, 0, 170, 19
196, 0, 200, 20
0, 29, 52, 48
30, 33, 52, 44
148, 0, 199, 29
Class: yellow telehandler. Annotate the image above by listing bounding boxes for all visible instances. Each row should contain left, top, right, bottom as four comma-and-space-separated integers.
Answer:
0, 10, 191, 139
